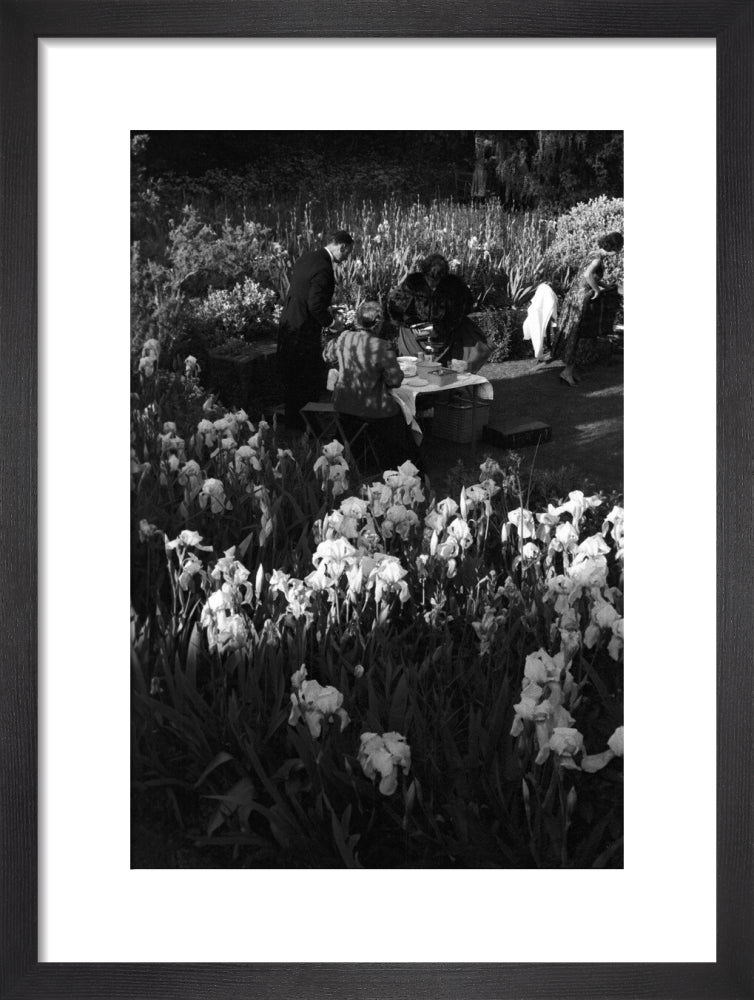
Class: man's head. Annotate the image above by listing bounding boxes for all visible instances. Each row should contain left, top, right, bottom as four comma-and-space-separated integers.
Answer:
326, 230, 354, 263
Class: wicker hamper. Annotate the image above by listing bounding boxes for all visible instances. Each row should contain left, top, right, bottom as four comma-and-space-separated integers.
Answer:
432, 396, 490, 443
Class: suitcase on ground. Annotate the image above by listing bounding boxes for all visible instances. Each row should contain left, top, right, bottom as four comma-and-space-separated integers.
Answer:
482, 417, 552, 449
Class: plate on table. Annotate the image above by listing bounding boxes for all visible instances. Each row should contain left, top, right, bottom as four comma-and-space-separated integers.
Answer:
403, 376, 429, 388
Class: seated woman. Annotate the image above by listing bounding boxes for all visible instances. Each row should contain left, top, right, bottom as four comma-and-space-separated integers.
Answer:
388, 254, 490, 372
324, 301, 425, 475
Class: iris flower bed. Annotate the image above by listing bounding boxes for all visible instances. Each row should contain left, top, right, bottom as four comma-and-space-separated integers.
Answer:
132, 355, 624, 868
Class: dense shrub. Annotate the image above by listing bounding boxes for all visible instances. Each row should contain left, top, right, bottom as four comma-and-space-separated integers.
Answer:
166, 209, 290, 299
474, 308, 531, 362
543, 196, 624, 287
131, 209, 291, 369
188, 278, 281, 340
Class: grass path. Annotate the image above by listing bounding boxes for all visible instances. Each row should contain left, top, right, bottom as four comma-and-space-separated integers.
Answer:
424, 355, 624, 494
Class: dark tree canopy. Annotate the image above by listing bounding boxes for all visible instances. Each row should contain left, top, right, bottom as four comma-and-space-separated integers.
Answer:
477, 130, 623, 208
135, 130, 476, 202
139, 131, 471, 174
133, 130, 622, 210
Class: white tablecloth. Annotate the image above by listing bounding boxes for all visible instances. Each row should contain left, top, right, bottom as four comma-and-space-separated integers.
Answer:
390, 374, 494, 442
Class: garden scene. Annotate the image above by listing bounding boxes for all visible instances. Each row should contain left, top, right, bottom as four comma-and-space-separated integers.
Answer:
132, 131, 624, 868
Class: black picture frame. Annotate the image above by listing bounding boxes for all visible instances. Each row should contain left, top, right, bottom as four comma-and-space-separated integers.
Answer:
1, 2, 751, 997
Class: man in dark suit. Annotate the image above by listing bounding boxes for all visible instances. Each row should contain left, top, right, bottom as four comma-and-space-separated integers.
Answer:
277, 230, 354, 428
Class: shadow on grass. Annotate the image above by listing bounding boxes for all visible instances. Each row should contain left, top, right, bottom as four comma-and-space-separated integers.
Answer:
422, 358, 624, 495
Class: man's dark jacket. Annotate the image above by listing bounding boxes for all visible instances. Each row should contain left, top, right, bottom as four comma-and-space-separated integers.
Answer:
277, 248, 335, 369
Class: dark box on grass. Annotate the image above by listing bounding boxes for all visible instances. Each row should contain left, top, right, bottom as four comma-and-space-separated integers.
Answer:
482, 417, 552, 449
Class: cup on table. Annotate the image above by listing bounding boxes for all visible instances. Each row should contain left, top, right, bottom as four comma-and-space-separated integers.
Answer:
397, 356, 418, 378
449, 359, 468, 374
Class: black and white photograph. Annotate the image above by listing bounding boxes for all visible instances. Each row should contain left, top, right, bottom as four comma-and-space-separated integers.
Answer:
130, 129, 625, 869
2, 5, 747, 991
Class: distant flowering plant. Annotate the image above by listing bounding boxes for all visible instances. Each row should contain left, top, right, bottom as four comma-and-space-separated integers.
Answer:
319, 509, 361, 541
501, 507, 537, 542
177, 555, 203, 591
274, 575, 315, 624
191, 277, 280, 337
138, 519, 159, 542
607, 617, 624, 660
382, 503, 420, 541
312, 537, 358, 580
200, 589, 248, 653
211, 547, 252, 589
139, 355, 156, 377
199, 477, 230, 513
583, 598, 621, 649
138, 337, 161, 378
288, 667, 350, 738
547, 490, 603, 531
581, 726, 625, 773
548, 727, 585, 769
367, 553, 410, 607
165, 529, 212, 552
446, 516, 474, 550
608, 726, 624, 757
358, 731, 411, 795
523, 650, 558, 687
234, 445, 262, 479
313, 440, 350, 498
471, 606, 507, 657
371, 462, 425, 511
602, 505, 625, 561
547, 521, 580, 559
177, 459, 203, 501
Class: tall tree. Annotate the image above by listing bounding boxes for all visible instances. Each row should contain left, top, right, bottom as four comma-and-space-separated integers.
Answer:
474, 130, 623, 208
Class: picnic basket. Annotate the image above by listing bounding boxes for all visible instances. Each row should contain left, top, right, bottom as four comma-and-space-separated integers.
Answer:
432, 394, 490, 443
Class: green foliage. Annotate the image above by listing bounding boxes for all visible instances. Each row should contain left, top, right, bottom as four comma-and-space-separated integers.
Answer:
473, 308, 530, 363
